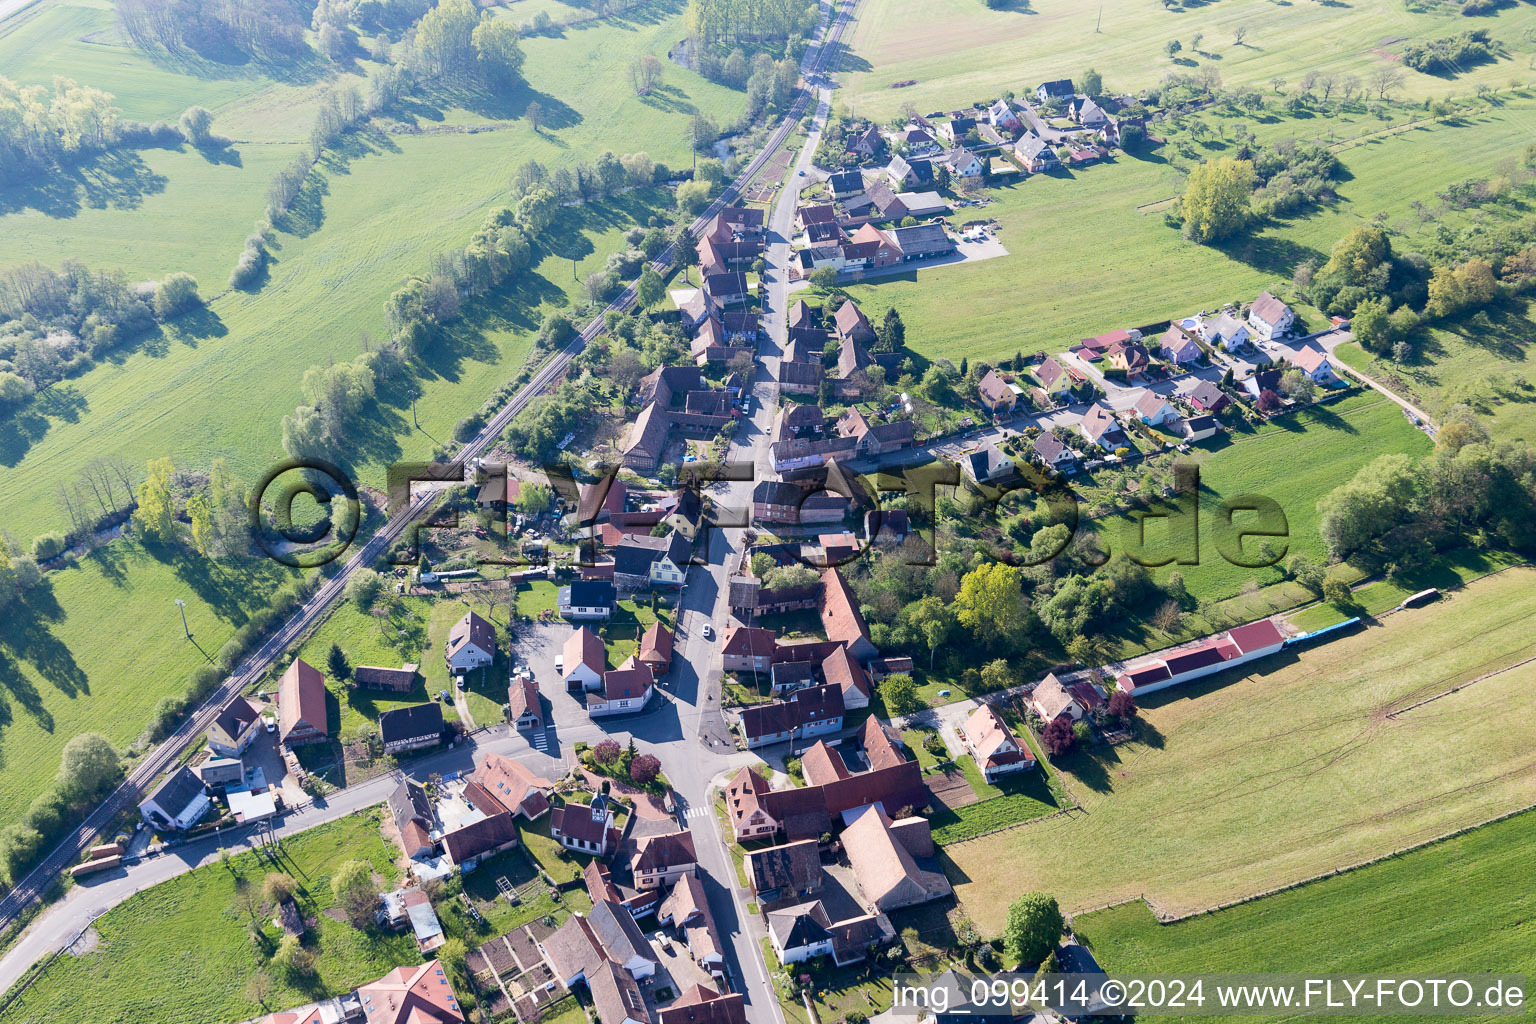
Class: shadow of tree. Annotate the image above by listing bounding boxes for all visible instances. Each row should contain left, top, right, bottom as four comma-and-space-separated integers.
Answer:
0, 150, 170, 217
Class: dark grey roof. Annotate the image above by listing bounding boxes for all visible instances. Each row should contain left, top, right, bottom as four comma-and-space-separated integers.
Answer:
891, 223, 952, 254
379, 702, 444, 745
828, 170, 863, 193
388, 778, 433, 832
148, 766, 206, 819
613, 531, 690, 577
768, 901, 833, 949
564, 580, 615, 608
588, 899, 656, 965
1039, 79, 1075, 96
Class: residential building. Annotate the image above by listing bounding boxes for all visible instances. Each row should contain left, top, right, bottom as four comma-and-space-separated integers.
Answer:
1014, 133, 1059, 173
1187, 379, 1230, 413
195, 756, 245, 789
1159, 325, 1203, 365
1201, 311, 1252, 351
1036, 356, 1076, 402
206, 696, 262, 759
985, 98, 1020, 132
1242, 368, 1284, 401
821, 644, 870, 710
963, 443, 1015, 484
1184, 414, 1220, 441
960, 703, 1036, 781
550, 793, 619, 857
356, 960, 464, 1024
631, 830, 698, 890
613, 531, 690, 591
658, 985, 746, 1024
139, 765, 210, 832
376, 887, 446, 955
445, 612, 496, 675
563, 627, 606, 691
884, 154, 934, 189
1031, 672, 1105, 723
819, 567, 877, 662
1247, 290, 1295, 340
509, 676, 542, 731
560, 580, 615, 621
832, 300, 876, 346
1033, 431, 1076, 470
739, 683, 844, 748
845, 123, 883, 159
638, 622, 674, 678
278, 658, 329, 748
1292, 345, 1339, 384
939, 115, 977, 142
473, 753, 555, 820
977, 369, 1019, 417
722, 755, 927, 842
661, 874, 724, 973
442, 811, 519, 871
1078, 403, 1124, 450
1131, 389, 1176, 426
746, 839, 822, 903
768, 901, 835, 964
722, 625, 777, 673
1070, 95, 1107, 126
1036, 79, 1075, 103
842, 808, 951, 912
827, 170, 864, 198
589, 660, 654, 717
1107, 341, 1151, 378
388, 778, 436, 861
937, 145, 984, 180
541, 917, 651, 1024
379, 703, 444, 755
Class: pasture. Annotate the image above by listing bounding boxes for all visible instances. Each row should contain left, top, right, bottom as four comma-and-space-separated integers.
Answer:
838, 100, 1536, 366
0, 0, 747, 538
944, 567, 1536, 930
0, 812, 409, 1024
0, 543, 294, 828
1075, 809, 1536, 1023
840, 0, 1536, 120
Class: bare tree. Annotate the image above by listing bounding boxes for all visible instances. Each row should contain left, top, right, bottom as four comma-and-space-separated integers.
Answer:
1370, 66, 1405, 99
1152, 599, 1182, 634
1340, 74, 1361, 102
1232, 24, 1248, 46
1319, 72, 1338, 101
525, 100, 544, 133
56, 484, 85, 535
1298, 71, 1319, 97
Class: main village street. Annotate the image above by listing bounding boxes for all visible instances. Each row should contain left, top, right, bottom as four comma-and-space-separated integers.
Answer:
0, 7, 853, 1024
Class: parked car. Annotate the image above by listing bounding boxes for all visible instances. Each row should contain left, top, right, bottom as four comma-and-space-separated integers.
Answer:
701, 623, 714, 640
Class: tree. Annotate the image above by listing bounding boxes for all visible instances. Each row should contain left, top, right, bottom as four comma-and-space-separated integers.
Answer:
57, 732, 120, 802
1165, 39, 1182, 59
179, 106, 215, 146
1232, 24, 1248, 45
979, 659, 1013, 692
878, 307, 905, 352
187, 491, 214, 556
517, 483, 554, 515
415, 0, 479, 79
628, 54, 664, 96
1080, 68, 1103, 98
955, 563, 1029, 649
1350, 296, 1392, 353
593, 739, 621, 765
1369, 66, 1405, 99
274, 934, 315, 975
1003, 892, 1063, 967
473, 18, 526, 88
1257, 388, 1281, 413
332, 859, 380, 927
723, 49, 750, 88
0, 371, 32, 409
809, 266, 838, 291
879, 674, 922, 716
515, 188, 559, 236
263, 872, 299, 907
1323, 578, 1352, 605
630, 753, 661, 785
1179, 157, 1256, 243
327, 642, 351, 681
637, 266, 664, 310
1107, 689, 1136, 720
244, 970, 274, 1009
131, 457, 176, 542
1041, 714, 1075, 757
345, 568, 385, 611
676, 179, 711, 215
153, 272, 201, 318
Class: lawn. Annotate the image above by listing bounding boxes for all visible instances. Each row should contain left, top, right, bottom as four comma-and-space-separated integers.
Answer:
0, 541, 294, 831
943, 567, 1536, 931
836, 99, 1536, 367
1332, 299, 1536, 445
840, 0, 1536, 120
287, 595, 460, 740
1074, 809, 1536, 1024
460, 846, 592, 937
0, 812, 409, 1024
0, 3, 748, 539
1284, 548, 1528, 633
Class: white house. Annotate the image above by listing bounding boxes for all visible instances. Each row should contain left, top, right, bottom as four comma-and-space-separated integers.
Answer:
768, 902, 836, 964
445, 611, 496, 675
960, 704, 1035, 782
1247, 291, 1296, 340
559, 580, 615, 621
588, 662, 654, 718
1033, 431, 1076, 470
938, 145, 984, 181
139, 766, 211, 832
562, 627, 605, 691
1131, 389, 1177, 426
986, 98, 1021, 132
1031, 673, 1104, 724
1291, 345, 1339, 385
1201, 312, 1251, 352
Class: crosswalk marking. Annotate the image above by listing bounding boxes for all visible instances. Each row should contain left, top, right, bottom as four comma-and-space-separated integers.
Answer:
683, 806, 710, 820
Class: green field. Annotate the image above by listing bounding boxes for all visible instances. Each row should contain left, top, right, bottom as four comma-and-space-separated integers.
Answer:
0, 0, 747, 538
1075, 809, 1536, 1024
1333, 300, 1536, 446
0, 543, 294, 828
0, 812, 408, 1024
943, 567, 1536, 930
840, 0, 1536, 120
839, 99, 1536, 366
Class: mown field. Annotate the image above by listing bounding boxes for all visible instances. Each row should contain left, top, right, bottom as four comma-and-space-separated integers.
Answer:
1075, 809, 1536, 1024
840, 0, 1536, 120
944, 567, 1536, 930
839, 99, 1536, 366
0, 0, 747, 538
0, 543, 294, 827
0, 812, 408, 1024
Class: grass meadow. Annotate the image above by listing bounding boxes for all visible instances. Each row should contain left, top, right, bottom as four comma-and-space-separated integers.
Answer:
1074, 809, 1536, 1023
943, 567, 1536, 930
0, 0, 748, 539
838, 99, 1536, 366
839, 0, 1536, 121
0, 543, 294, 828
0, 812, 409, 1024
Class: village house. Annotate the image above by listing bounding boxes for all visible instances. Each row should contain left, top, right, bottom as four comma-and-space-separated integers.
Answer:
1185, 414, 1221, 442
560, 580, 615, 621
722, 752, 926, 842
612, 531, 690, 592
739, 683, 844, 748
540, 904, 656, 1024
1078, 403, 1125, 451
1037, 79, 1075, 103
1247, 290, 1296, 340
206, 697, 262, 759
702, 271, 749, 308
1070, 95, 1108, 127
473, 753, 555, 820
630, 830, 698, 890
768, 901, 835, 964
1242, 368, 1284, 402
445, 611, 496, 675
939, 115, 977, 143
660, 874, 725, 975
845, 123, 882, 159
963, 442, 1016, 485
842, 807, 951, 912
1159, 324, 1203, 366
985, 98, 1021, 133
658, 985, 746, 1024
937, 145, 984, 181
1013, 133, 1059, 173
960, 703, 1036, 781
356, 960, 465, 1024
1131, 388, 1176, 426
388, 778, 436, 861
1031, 672, 1106, 724
977, 369, 1020, 418
588, 659, 654, 717
442, 810, 519, 872
509, 676, 542, 731
1033, 431, 1076, 470
139, 765, 210, 832
722, 624, 777, 673
1291, 345, 1340, 385
562, 626, 606, 691
379, 703, 444, 755
1187, 379, 1231, 413
278, 658, 329, 748
821, 644, 871, 710
827, 169, 864, 198
1036, 355, 1076, 403
638, 622, 674, 678
745, 838, 822, 904
1201, 311, 1252, 352
1107, 341, 1151, 378
865, 507, 910, 546
550, 792, 620, 857
884, 154, 935, 189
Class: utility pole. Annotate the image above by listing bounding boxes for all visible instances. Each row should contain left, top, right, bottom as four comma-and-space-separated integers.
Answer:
1096, 4, 1102, 32
174, 598, 190, 640
409, 389, 418, 429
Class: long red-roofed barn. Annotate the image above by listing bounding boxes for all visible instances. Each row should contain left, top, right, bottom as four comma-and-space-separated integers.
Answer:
1114, 618, 1287, 697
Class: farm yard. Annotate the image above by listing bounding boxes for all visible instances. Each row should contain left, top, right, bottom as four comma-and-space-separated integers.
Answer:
1075, 808, 1536, 1023
944, 567, 1536, 930
839, 0, 1536, 121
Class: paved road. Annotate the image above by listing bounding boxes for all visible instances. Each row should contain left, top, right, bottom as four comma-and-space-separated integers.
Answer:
0, 0, 864, 1018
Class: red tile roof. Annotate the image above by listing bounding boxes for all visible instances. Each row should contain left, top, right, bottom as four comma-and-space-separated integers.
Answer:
1227, 618, 1285, 654
357, 960, 464, 1024
278, 659, 328, 743
818, 568, 870, 649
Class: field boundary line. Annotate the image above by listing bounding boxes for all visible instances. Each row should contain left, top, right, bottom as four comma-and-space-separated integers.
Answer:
1386, 648, 1536, 719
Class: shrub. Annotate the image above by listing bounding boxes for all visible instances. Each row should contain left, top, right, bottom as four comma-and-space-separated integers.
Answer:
153, 273, 202, 319
31, 532, 67, 560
